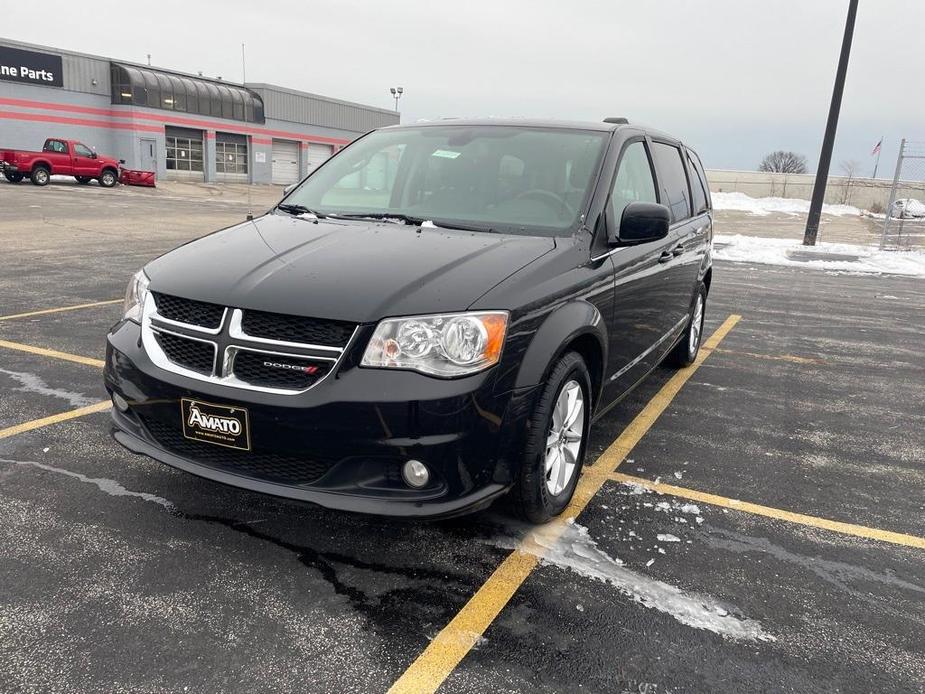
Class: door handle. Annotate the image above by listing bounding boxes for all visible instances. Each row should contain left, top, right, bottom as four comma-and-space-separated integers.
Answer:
658, 250, 673, 263
672, 245, 685, 256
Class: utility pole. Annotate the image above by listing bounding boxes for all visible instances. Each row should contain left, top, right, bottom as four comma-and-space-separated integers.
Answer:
803, 0, 859, 246
241, 43, 246, 84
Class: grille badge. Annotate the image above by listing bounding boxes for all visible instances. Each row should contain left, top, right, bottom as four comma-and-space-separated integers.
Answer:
262, 361, 320, 375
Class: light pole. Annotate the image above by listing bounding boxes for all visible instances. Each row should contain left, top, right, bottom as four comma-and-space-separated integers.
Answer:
803, 0, 859, 246
389, 86, 404, 112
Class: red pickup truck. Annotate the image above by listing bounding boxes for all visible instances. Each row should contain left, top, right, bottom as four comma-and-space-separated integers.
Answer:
0, 138, 122, 187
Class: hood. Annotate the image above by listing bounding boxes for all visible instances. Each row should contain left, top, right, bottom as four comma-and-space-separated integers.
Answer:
144, 212, 556, 323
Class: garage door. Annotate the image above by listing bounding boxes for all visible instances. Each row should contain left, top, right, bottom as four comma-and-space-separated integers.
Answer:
307, 143, 333, 171
271, 140, 300, 185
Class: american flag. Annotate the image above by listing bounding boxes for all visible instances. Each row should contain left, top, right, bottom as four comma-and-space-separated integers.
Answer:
871, 138, 882, 156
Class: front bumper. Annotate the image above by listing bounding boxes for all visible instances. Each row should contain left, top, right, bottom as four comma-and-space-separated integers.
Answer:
105, 319, 538, 518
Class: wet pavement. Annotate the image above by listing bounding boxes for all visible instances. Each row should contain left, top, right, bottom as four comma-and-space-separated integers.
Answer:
1, 182, 923, 693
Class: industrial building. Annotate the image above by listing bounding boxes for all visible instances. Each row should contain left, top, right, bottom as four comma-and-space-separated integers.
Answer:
0, 37, 399, 184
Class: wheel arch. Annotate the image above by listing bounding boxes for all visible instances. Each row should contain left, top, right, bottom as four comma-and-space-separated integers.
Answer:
513, 300, 607, 410
31, 160, 52, 172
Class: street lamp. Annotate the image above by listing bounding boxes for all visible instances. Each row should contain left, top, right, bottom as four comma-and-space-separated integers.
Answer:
803, 0, 858, 246
389, 86, 404, 112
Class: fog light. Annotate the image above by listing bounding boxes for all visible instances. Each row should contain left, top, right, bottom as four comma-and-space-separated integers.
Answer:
112, 393, 129, 412
402, 459, 430, 488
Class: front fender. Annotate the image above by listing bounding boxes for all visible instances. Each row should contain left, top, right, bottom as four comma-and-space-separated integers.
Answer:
513, 300, 607, 393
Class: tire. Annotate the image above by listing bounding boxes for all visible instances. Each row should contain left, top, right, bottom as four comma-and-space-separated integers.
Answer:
30, 167, 50, 186
511, 351, 592, 523
75, 176, 92, 185
99, 169, 117, 188
4, 172, 24, 183
666, 283, 707, 368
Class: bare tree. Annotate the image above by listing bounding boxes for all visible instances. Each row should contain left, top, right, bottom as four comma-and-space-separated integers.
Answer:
758, 151, 808, 174
839, 159, 861, 178
839, 159, 861, 204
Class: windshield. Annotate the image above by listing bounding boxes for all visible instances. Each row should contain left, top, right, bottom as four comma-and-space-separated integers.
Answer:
283, 125, 609, 236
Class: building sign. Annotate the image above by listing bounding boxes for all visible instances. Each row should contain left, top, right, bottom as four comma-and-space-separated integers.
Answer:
0, 46, 64, 88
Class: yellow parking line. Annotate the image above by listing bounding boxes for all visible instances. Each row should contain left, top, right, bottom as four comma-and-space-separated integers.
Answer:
610, 473, 925, 550
714, 348, 823, 365
0, 401, 112, 440
0, 339, 105, 368
0, 299, 122, 322
388, 314, 741, 694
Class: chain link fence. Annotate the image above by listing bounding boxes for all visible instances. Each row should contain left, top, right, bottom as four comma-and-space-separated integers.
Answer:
880, 139, 925, 250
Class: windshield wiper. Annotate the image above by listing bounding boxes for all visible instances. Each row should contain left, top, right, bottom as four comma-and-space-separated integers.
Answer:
421, 219, 497, 233
277, 203, 327, 219
330, 212, 425, 225
330, 213, 496, 232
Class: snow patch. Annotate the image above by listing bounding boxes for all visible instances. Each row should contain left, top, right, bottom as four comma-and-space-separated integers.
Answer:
0, 368, 96, 408
488, 520, 775, 642
715, 234, 925, 277
712, 191, 861, 217
4, 458, 176, 511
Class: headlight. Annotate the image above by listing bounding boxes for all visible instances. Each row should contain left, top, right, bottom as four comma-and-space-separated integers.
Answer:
123, 269, 150, 323
361, 311, 508, 377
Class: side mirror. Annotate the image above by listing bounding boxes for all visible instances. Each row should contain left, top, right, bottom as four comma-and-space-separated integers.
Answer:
91, 152, 98, 159
614, 201, 670, 245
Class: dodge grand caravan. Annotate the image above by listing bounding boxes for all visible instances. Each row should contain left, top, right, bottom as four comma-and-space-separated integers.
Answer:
105, 118, 713, 522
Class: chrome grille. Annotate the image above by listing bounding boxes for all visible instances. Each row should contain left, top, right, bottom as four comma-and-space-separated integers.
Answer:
153, 331, 215, 375
231, 350, 331, 390
240, 309, 354, 348
140, 294, 355, 394
152, 292, 225, 330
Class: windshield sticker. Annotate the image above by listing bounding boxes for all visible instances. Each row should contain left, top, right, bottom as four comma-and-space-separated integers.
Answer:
432, 149, 461, 159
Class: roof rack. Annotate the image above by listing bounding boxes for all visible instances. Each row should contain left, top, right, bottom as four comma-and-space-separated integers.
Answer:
603, 117, 629, 124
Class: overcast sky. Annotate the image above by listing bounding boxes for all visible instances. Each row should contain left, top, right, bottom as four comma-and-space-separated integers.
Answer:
5, 0, 924, 174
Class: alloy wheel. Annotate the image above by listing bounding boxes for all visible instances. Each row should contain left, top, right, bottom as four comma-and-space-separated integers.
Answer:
689, 293, 704, 355
545, 379, 584, 495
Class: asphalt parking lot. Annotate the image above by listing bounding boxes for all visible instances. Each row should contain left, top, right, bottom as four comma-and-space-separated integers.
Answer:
1, 181, 923, 693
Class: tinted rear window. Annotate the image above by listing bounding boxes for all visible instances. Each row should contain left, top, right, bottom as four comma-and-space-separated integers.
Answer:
687, 149, 711, 214
651, 142, 691, 222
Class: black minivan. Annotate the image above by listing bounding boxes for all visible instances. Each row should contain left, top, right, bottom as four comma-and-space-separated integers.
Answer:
106, 118, 713, 522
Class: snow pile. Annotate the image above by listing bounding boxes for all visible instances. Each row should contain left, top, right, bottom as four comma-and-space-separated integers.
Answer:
715, 234, 925, 277
487, 519, 775, 642
712, 191, 861, 217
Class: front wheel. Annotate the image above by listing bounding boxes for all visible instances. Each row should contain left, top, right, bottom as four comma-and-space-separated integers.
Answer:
666, 283, 707, 367
511, 351, 591, 523
98, 170, 117, 188
31, 167, 50, 186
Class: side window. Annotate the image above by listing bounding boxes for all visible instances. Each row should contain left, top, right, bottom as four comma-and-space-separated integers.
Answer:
609, 141, 658, 225
74, 143, 93, 158
44, 140, 66, 153
651, 142, 691, 222
687, 152, 706, 214
687, 149, 711, 213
